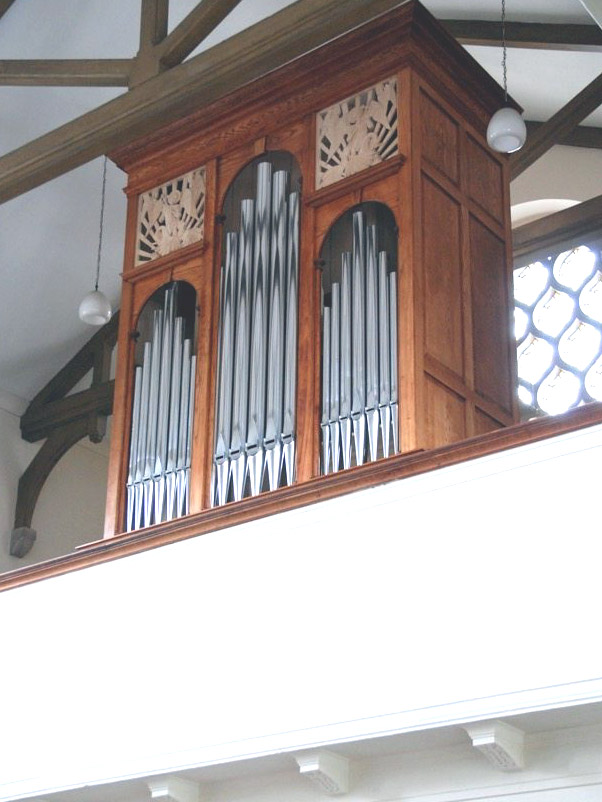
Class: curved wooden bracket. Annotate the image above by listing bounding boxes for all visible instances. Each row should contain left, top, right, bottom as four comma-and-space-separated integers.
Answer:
10, 419, 92, 557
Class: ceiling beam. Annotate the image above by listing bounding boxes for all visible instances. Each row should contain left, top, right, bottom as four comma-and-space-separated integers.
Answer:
0, 59, 132, 87
0, 0, 16, 22
442, 19, 602, 51
139, 0, 169, 51
0, 0, 405, 204
510, 71, 602, 179
525, 120, 602, 150
159, 0, 244, 69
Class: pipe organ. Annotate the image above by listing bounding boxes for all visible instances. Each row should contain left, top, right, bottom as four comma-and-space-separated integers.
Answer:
106, 1, 517, 540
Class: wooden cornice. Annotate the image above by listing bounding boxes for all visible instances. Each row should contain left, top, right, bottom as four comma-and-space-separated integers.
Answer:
2, 401, 602, 590
443, 19, 602, 52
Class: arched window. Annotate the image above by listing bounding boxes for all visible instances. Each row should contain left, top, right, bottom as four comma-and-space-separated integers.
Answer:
319, 202, 398, 474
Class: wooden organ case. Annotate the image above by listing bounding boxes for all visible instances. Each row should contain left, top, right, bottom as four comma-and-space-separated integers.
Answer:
105, 1, 518, 539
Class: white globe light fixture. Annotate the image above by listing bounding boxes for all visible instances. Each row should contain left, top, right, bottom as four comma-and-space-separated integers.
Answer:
79, 156, 112, 326
487, 106, 527, 153
487, 0, 526, 155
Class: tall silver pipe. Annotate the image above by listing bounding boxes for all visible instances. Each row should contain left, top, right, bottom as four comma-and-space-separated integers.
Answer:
365, 226, 380, 462
126, 365, 143, 532
339, 252, 352, 470
389, 270, 398, 454
329, 282, 341, 473
154, 286, 176, 523
143, 309, 163, 527
165, 317, 183, 521
321, 303, 331, 474
230, 199, 254, 501
133, 341, 152, 530
247, 161, 272, 495
351, 211, 366, 466
264, 170, 288, 491
176, 338, 192, 518
378, 252, 391, 458
183, 353, 196, 516
214, 232, 238, 505
282, 190, 299, 486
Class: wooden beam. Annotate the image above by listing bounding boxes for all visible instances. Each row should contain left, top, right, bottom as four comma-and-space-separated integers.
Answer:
159, 0, 244, 68
513, 192, 602, 264
28, 314, 118, 411
442, 19, 602, 52
525, 120, 602, 150
0, 0, 16, 22
510, 71, 602, 179
0, 0, 406, 204
0, 59, 132, 87
21, 381, 115, 443
139, 0, 169, 50
579, 0, 602, 30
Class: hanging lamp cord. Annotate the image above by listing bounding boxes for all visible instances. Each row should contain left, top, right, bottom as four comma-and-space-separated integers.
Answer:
94, 156, 108, 292
501, 0, 508, 102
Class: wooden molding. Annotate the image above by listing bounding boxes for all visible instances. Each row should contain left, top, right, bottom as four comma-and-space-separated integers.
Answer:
0, 59, 132, 87
510, 71, 602, 179
443, 20, 602, 52
2, 401, 601, 589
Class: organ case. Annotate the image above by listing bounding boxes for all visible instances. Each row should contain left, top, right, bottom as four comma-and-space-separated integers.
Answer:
105, 0, 518, 538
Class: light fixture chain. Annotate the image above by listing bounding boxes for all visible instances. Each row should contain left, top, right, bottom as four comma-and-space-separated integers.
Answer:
95, 156, 108, 292
501, 0, 508, 101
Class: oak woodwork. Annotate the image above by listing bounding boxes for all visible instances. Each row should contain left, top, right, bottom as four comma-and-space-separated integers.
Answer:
525, 121, 602, 151
101, 2, 516, 541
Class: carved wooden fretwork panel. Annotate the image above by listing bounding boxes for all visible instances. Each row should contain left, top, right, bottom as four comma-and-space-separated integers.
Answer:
316, 78, 398, 190
136, 167, 206, 264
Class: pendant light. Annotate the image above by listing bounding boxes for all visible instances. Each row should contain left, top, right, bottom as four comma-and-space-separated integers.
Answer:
486, 0, 527, 154
79, 156, 113, 325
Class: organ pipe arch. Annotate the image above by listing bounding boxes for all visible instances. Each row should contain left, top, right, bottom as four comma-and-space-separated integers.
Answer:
319, 202, 398, 474
126, 280, 198, 531
212, 151, 301, 505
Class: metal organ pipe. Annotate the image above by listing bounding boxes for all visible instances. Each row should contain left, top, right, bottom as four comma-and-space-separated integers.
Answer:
321, 209, 398, 474
213, 160, 300, 505
126, 283, 197, 532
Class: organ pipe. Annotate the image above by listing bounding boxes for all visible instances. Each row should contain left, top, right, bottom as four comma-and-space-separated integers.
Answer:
212, 159, 300, 505
126, 283, 196, 531
321, 209, 398, 474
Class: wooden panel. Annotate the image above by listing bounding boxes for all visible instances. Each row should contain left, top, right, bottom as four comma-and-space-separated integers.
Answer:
470, 216, 514, 413
465, 135, 504, 222
422, 175, 464, 376
474, 407, 504, 436
424, 375, 466, 449
420, 90, 459, 184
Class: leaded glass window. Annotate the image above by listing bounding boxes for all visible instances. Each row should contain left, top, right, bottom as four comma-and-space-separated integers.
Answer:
514, 244, 602, 416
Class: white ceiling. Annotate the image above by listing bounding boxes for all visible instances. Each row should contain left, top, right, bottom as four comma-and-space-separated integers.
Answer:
0, 0, 601, 402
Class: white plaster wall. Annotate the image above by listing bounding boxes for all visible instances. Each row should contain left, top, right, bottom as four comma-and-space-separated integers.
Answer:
0, 395, 108, 573
511, 145, 602, 207
1, 423, 601, 801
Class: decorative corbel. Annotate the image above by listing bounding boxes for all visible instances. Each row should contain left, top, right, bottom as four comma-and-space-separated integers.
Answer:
295, 750, 350, 795
463, 720, 525, 771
